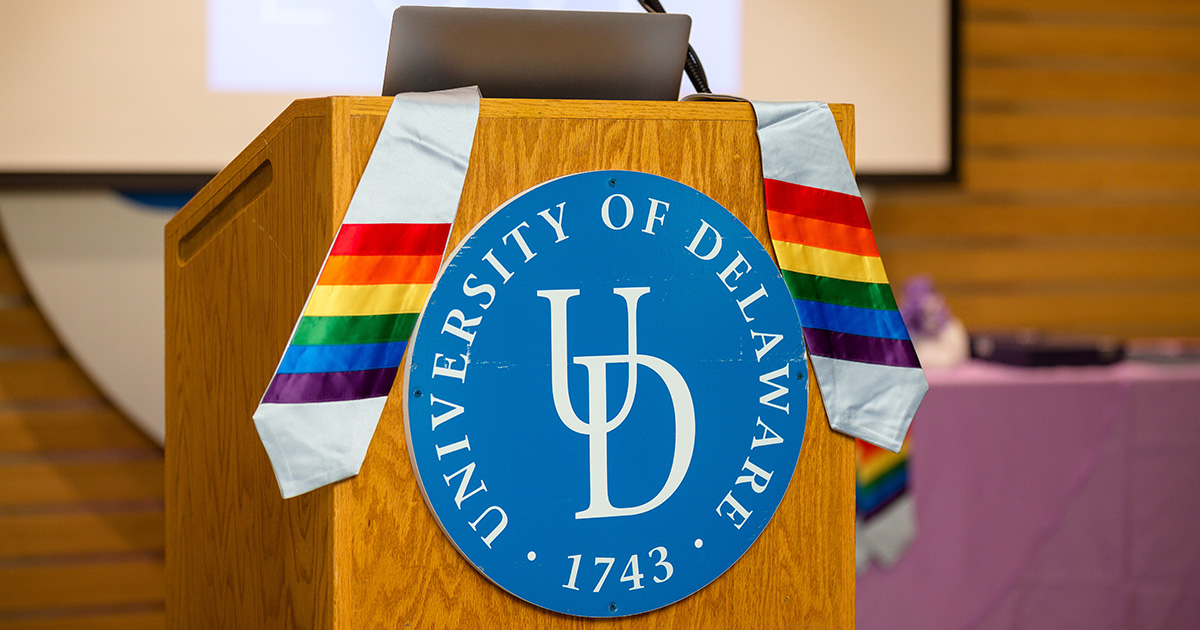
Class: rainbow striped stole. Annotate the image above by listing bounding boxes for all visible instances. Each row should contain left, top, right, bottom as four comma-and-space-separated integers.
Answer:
855, 435, 916, 570
764, 179, 919, 371
856, 438, 911, 520
261, 222, 448, 405
752, 100, 927, 453
253, 87, 480, 499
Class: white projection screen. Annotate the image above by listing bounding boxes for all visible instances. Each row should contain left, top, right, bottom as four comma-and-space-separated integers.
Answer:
0, 0, 954, 183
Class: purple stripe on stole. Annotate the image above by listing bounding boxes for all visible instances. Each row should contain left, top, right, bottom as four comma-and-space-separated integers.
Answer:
804, 328, 921, 369
262, 367, 398, 404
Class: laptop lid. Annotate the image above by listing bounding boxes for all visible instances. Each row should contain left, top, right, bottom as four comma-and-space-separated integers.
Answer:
382, 6, 691, 101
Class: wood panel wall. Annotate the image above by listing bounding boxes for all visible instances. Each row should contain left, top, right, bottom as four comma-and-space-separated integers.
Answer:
872, 0, 1200, 338
0, 236, 164, 629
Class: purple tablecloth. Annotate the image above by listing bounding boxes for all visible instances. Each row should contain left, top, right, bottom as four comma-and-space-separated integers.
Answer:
858, 361, 1200, 629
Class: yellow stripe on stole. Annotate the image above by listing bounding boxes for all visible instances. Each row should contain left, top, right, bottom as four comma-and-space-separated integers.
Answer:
772, 240, 890, 285
857, 442, 911, 485
303, 283, 433, 317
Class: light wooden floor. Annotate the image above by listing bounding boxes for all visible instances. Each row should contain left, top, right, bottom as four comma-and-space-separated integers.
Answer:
0, 235, 165, 629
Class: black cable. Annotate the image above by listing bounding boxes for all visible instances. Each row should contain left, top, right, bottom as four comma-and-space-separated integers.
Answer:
684, 44, 710, 94
637, 0, 711, 94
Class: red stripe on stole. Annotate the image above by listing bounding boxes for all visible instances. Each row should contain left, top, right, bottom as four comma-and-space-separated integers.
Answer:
763, 178, 872, 229
857, 440, 898, 463
330, 223, 451, 256
766, 210, 881, 257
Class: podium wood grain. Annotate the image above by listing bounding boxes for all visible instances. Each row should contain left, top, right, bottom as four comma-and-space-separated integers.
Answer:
166, 98, 855, 629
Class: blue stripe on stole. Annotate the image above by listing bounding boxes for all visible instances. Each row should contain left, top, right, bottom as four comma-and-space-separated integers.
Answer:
857, 463, 909, 516
792, 299, 911, 340
278, 341, 408, 374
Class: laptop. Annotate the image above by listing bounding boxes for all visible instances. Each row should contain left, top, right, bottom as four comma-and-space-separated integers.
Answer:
382, 6, 691, 101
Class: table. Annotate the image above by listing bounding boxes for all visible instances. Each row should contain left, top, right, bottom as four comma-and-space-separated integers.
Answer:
857, 360, 1200, 629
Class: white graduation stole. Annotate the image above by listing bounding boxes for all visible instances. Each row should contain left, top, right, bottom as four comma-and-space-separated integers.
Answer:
254, 91, 927, 498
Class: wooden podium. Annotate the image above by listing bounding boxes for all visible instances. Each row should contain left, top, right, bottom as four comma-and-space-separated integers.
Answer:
165, 98, 855, 629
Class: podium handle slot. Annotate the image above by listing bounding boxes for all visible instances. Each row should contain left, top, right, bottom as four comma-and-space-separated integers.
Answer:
177, 160, 273, 264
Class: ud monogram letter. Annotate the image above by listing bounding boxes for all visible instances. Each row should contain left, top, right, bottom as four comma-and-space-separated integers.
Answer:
539, 287, 696, 520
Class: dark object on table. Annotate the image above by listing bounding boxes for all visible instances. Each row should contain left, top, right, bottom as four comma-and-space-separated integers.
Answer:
970, 331, 1125, 366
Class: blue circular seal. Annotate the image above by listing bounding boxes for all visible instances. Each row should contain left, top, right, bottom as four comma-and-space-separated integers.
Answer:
404, 171, 807, 617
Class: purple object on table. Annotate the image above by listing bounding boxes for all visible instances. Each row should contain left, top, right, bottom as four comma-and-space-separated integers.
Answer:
857, 360, 1200, 630
898, 275, 950, 338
